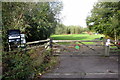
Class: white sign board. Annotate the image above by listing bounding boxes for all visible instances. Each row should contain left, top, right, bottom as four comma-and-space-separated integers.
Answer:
20, 34, 26, 44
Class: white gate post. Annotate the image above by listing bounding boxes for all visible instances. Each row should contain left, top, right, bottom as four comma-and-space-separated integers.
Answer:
105, 39, 110, 56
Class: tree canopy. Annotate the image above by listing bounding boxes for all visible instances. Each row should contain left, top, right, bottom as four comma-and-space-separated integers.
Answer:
86, 2, 120, 39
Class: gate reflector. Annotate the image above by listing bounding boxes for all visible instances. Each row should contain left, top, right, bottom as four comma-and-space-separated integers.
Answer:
75, 45, 80, 49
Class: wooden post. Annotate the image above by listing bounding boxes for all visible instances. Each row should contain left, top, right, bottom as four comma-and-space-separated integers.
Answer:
49, 38, 53, 54
8, 43, 11, 51
103, 38, 106, 49
114, 29, 117, 44
49, 39, 52, 48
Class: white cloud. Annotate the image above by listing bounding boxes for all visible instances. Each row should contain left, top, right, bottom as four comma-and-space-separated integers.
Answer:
60, 0, 98, 27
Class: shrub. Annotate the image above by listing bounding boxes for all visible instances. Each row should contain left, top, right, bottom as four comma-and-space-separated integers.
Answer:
2, 47, 57, 79
2, 51, 34, 80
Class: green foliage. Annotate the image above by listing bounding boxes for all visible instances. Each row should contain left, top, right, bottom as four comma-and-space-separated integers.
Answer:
54, 24, 67, 34
54, 24, 87, 35
2, 2, 62, 79
2, 51, 34, 80
2, 2, 63, 51
2, 48, 57, 79
25, 2, 63, 41
86, 2, 120, 39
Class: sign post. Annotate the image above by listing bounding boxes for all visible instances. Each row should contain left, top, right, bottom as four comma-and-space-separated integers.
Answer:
8, 30, 26, 51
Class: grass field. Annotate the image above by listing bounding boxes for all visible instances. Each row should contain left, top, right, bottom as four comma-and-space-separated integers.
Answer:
51, 33, 104, 40
51, 33, 104, 44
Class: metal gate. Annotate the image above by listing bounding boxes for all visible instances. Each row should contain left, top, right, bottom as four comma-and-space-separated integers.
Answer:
52, 40, 105, 56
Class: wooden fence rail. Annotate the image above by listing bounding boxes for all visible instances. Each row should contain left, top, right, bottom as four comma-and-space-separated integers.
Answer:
26, 39, 50, 45
26, 38, 51, 50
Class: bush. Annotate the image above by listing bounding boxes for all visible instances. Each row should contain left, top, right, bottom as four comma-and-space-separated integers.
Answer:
2, 51, 34, 80
2, 48, 57, 79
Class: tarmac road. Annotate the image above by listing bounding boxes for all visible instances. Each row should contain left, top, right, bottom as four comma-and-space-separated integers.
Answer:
41, 46, 118, 79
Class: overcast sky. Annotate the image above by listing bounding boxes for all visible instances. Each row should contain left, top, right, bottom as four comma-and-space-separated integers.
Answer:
60, 0, 98, 27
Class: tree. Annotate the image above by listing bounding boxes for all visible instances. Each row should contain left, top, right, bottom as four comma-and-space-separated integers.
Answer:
2, 2, 29, 51
54, 23, 67, 34
54, 24, 85, 35
2, 2, 63, 50
86, 2, 120, 39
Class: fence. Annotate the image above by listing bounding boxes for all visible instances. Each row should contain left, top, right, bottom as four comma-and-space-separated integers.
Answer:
7, 38, 52, 54
52, 39, 119, 56
25, 38, 53, 54
52, 39, 104, 55
109, 40, 120, 55
8, 38, 119, 56
26, 39, 50, 49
